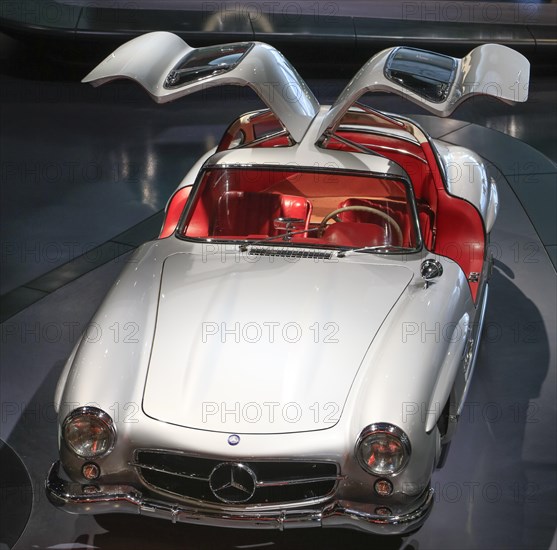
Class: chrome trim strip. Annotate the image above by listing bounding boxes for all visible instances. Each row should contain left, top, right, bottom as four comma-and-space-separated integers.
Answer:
131, 462, 210, 482
247, 247, 334, 260
324, 132, 387, 158
337, 125, 421, 146
132, 449, 341, 508
256, 475, 345, 488
133, 448, 340, 467
243, 130, 292, 148
348, 102, 407, 129
362, 143, 428, 163
197, 163, 406, 181
457, 283, 489, 416
138, 480, 336, 512
46, 461, 434, 535
132, 461, 343, 487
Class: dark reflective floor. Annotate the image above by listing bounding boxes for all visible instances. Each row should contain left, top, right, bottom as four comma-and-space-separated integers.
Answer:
0, 28, 556, 550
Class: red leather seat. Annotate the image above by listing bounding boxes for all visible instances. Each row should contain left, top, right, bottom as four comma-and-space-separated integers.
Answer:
336, 198, 384, 224
212, 192, 312, 237
280, 195, 313, 230
323, 222, 388, 248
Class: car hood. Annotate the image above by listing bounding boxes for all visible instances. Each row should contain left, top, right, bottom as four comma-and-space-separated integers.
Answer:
142, 251, 413, 433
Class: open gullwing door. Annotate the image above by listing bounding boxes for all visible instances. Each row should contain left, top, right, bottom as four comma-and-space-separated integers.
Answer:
82, 31, 320, 143
318, 44, 530, 138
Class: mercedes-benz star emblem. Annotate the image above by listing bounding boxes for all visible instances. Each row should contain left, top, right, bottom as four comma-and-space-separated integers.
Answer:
209, 462, 257, 504
228, 434, 240, 446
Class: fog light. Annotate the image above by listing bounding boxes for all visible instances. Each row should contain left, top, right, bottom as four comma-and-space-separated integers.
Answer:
375, 506, 392, 516
374, 478, 393, 497
82, 462, 100, 480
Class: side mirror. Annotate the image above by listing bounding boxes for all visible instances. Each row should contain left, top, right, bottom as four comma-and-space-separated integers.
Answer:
420, 259, 443, 288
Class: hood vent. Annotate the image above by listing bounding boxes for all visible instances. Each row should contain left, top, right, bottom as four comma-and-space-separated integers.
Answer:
247, 246, 334, 260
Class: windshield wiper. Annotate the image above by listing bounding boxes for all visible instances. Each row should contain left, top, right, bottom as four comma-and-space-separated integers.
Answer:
238, 227, 320, 252
337, 245, 415, 257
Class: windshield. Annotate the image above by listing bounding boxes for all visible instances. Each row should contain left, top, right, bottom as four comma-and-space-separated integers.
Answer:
181, 167, 420, 252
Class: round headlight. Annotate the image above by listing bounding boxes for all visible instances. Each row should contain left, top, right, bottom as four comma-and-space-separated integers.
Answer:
63, 407, 116, 458
356, 423, 410, 476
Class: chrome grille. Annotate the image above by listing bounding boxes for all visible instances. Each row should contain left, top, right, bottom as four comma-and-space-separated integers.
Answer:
134, 451, 339, 505
247, 246, 334, 260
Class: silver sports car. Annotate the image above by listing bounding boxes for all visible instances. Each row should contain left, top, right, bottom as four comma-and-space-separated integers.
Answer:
46, 32, 529, 535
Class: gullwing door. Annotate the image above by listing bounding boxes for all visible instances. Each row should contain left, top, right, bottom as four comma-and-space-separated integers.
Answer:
82, 31, 320, 143
318, 44, 530, 137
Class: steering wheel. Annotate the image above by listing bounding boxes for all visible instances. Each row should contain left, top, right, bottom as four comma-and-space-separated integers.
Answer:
317, 205, 404, 243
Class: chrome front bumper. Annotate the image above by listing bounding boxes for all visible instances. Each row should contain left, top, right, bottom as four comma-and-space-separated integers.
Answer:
46, 461, 434, 535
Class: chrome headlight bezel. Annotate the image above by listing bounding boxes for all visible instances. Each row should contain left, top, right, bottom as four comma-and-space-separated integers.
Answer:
62, 406, 116, 459
355, 423, 411, 476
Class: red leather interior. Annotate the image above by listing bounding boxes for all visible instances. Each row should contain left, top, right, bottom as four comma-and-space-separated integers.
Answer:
332, 132, 429, 189
322, 222, 389, 248
336, 198, 410, 247
421, 141, 485, 300
328, 130, 486, 301
159, 186, 192, 239
252, 135, 291, 147
178, 150, 485, 301
330, 133, 435, 245
418, 206, 435, 250
212, 191, 280, 236
281, 196, 313, 226
211, 191, 312, 237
